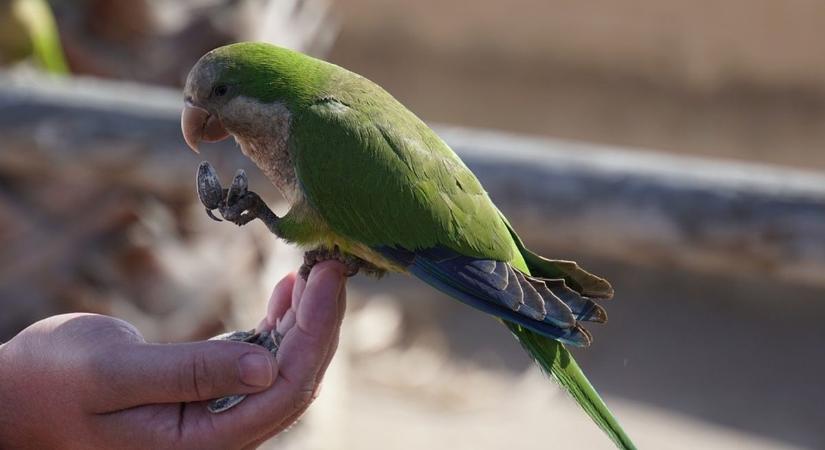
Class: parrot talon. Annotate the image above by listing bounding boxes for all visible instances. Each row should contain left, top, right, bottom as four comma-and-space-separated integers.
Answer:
205, 208, 223, 222
219, 191, 263, 223
300, 246, 384, 280
195, 161, 282, 235
219, 190, 280, 232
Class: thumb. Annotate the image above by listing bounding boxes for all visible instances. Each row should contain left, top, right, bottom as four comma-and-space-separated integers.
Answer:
88, 340, 278, 411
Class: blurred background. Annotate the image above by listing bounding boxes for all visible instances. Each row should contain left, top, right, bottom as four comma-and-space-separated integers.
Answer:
2, 0, 825, 448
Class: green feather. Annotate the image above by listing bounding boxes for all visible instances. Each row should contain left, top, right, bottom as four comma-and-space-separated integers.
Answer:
505, 322, 636, 450
500, 213, 614, 299
290, 69, 518, 262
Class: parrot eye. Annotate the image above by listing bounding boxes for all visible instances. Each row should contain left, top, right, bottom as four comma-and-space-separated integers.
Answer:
213, 84, 229, 97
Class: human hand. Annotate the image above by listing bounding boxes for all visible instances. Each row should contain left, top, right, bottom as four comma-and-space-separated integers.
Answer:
0, 261, 347, 450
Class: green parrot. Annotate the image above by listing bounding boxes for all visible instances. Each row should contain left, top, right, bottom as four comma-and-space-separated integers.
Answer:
181, 42, 635, 449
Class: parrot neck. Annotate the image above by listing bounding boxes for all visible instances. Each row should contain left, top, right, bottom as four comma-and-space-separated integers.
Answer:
221, 96, 303, 205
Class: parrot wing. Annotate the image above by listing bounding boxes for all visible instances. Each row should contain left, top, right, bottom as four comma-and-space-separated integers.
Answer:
379, 246, 604, 346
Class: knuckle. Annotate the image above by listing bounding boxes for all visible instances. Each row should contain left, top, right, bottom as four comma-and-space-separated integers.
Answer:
82, 348, 109, 379
78, 350, 123, 407
291, 382, 320, 412
162, 412, 219, 450
181, 351, 215, 400
64, 314, 144, 346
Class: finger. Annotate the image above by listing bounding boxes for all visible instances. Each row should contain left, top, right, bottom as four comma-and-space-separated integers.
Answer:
86, 340, 278, 411
210, 261, 347, 439
257, 273, 296, 331
319, 283, 347, 373
281, 261, 347, 381
291, 272, 307, 309
270, 268, 306, 335
275, 309, 296, 336
269, 272, 297, 323
251, 283, 347, 443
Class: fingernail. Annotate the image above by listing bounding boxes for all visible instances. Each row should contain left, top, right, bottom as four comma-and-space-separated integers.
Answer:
238, 353, 274, 387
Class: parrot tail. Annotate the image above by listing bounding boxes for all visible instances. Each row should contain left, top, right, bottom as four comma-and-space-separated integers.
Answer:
499, 219, 634, 448
505, 322, 636, 450
380, 217, 635, 448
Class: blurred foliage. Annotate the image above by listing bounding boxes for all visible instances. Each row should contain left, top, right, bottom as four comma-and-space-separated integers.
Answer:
0, 0, 68, 73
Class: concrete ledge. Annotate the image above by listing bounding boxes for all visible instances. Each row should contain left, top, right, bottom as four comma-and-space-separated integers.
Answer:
2, 71, 824, 287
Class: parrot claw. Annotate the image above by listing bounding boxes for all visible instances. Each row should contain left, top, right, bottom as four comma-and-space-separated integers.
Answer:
205, 208, 223, 222
300, 246, 385, 280
195, 161, 281, 235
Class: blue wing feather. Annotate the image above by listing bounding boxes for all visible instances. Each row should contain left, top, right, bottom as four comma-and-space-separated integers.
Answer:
379, 246, 603, 347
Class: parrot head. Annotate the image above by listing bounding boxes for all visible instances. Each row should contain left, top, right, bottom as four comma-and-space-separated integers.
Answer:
181, 42, 323, 152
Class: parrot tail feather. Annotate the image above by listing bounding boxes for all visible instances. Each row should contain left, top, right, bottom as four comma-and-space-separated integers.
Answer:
377, 244, 635, 448
505, 322, 637, 450
542, 277, 607, 323
500, 215, 614, 299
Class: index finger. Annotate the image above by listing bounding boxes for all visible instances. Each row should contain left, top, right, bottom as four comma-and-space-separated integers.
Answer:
257, 272, 297, 331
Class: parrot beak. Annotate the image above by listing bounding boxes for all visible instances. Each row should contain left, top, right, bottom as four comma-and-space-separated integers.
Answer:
181, 101, 230, 153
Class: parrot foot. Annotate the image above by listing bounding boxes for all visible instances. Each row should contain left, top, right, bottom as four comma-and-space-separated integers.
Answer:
299, 246, 384, 280
206, 328, 281, 414
196, 161, 281, 235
